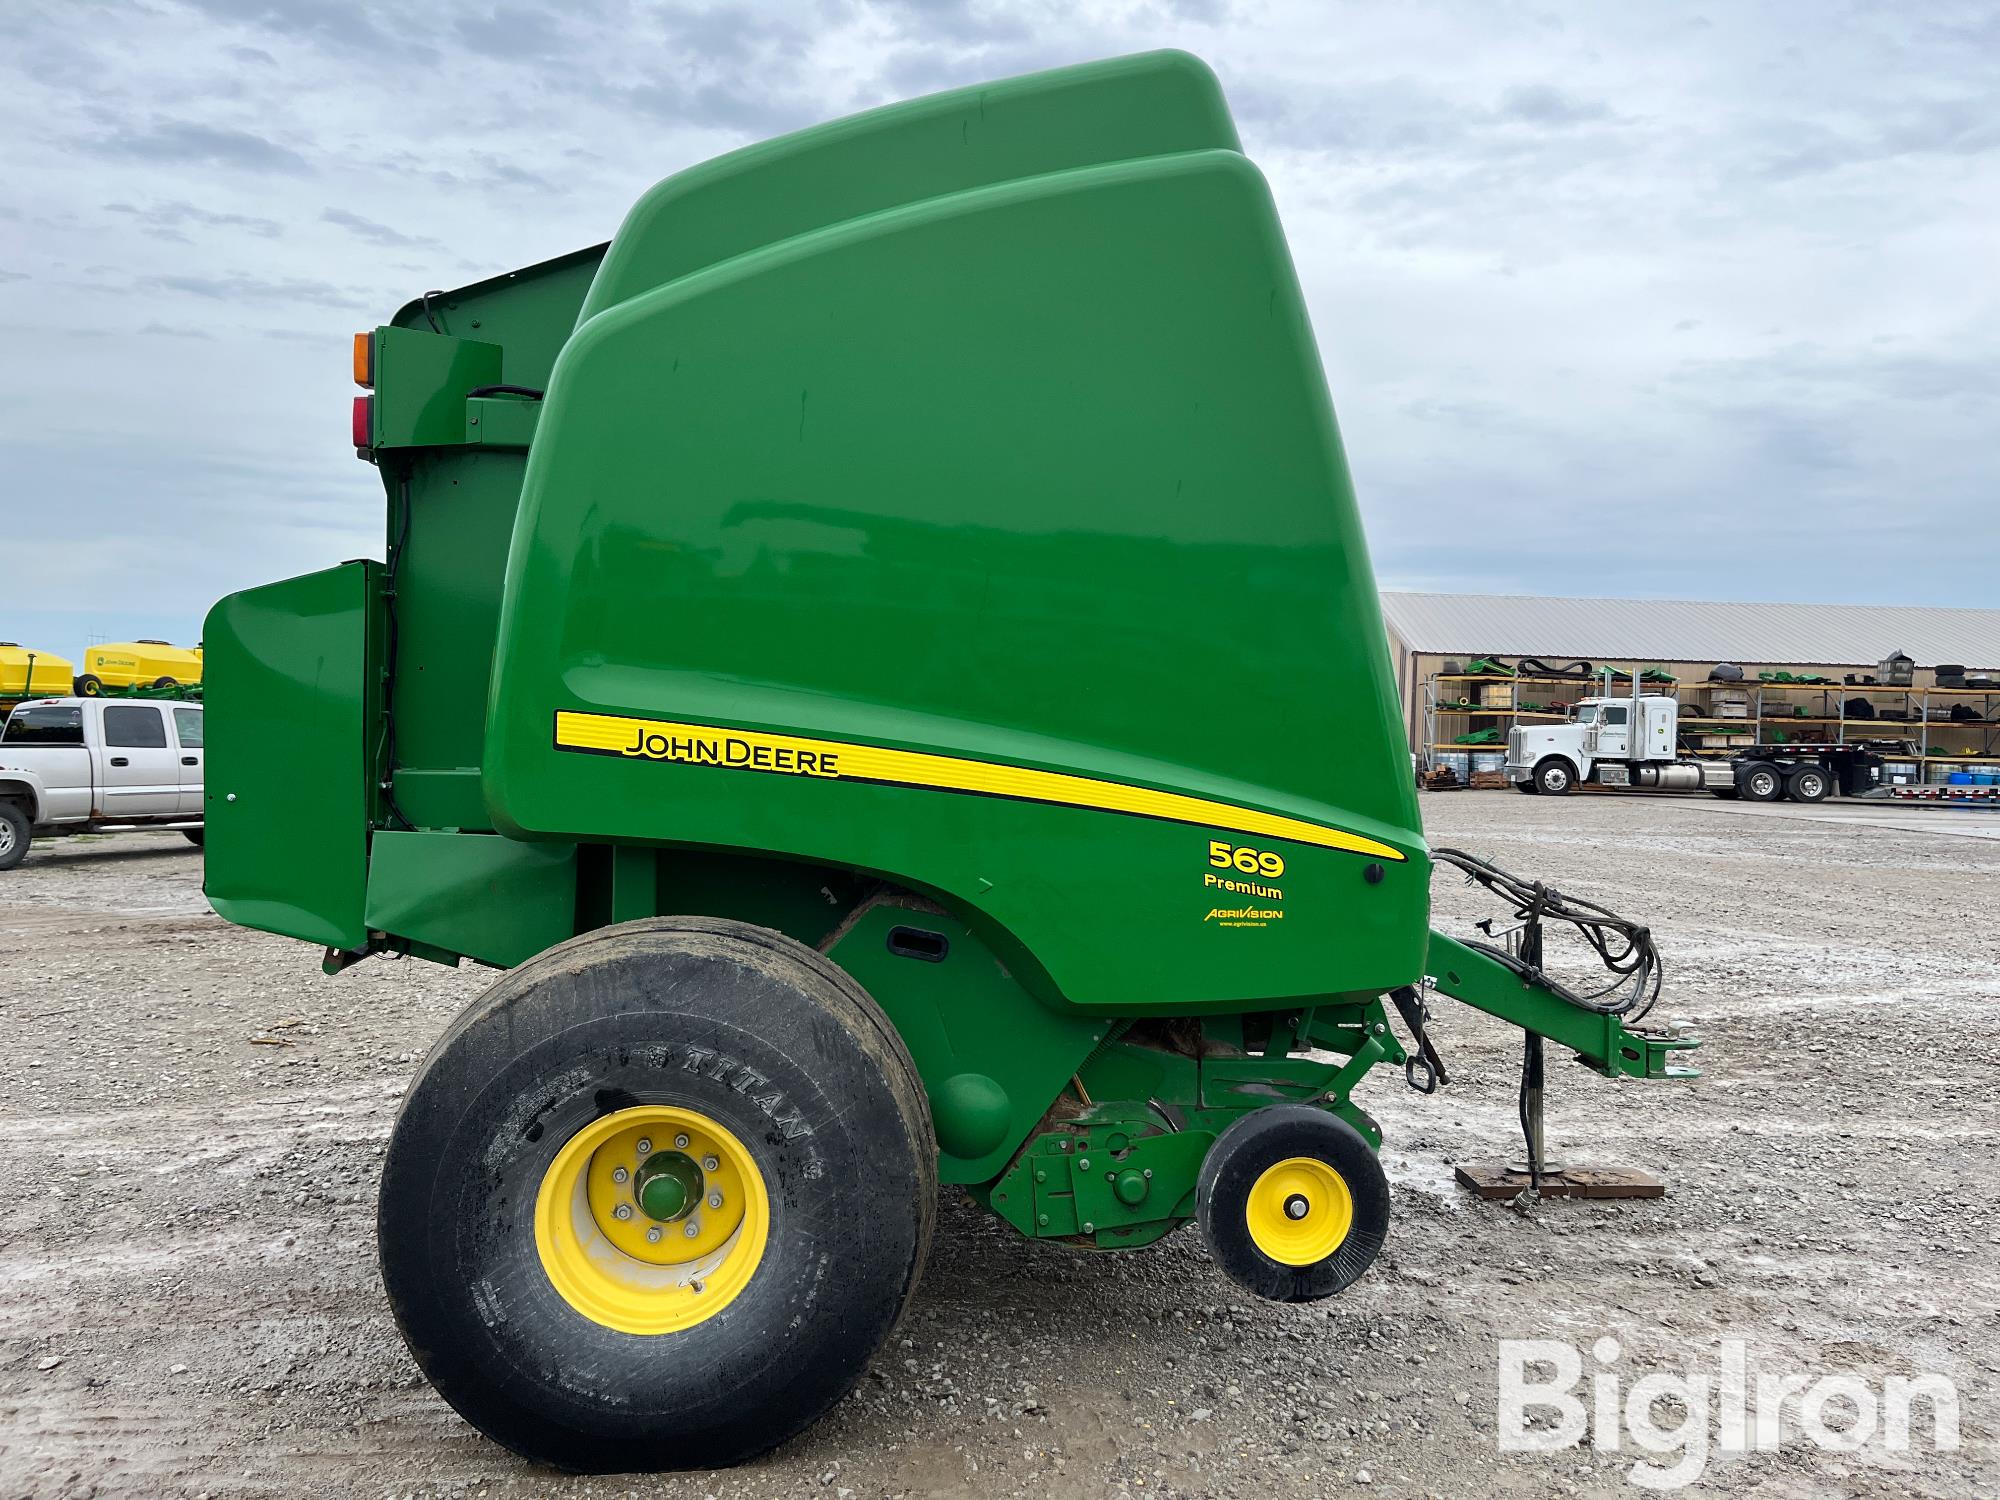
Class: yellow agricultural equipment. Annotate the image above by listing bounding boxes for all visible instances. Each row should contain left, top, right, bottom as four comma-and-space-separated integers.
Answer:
75, 640, 202, 696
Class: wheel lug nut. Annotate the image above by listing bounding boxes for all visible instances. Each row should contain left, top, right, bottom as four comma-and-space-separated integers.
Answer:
674, 1133, 690, 1149
611, 1166, 629, 1184
634, 1138, 652, 1156
683, 1219, 700, 1238
613, 1203, 633, 1221
701, 1154, 719, 1172
707, 1191, 723, 1210
646, 1225, 663, 1244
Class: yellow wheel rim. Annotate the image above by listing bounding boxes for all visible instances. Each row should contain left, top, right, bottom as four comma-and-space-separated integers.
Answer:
533, 1105, 770, 1335
1244, 1156, 1353, 1266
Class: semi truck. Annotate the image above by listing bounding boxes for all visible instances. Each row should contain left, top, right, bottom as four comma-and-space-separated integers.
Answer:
200, 52, 1696, 1472
1507, 692, 1899, 802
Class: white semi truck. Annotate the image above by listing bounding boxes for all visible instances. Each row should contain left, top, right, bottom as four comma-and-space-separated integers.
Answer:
1505, 693, 1896, 803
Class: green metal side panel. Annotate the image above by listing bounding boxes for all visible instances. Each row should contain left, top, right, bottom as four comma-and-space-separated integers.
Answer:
486, 141, 1426, 1013
371, 252, 606, 833
202, 562, 380, 950
364, 830, 577, 968
823, 902, 1109, 1185
369, 328, 501, 449
391, 246, 606, 386
578, 50, 1238, 324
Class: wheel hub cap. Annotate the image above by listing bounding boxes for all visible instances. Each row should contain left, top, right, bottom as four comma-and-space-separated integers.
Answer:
635, 1150, 702, 1222
1245, 1156, 1355, 1267
534, 1105, 769, 1336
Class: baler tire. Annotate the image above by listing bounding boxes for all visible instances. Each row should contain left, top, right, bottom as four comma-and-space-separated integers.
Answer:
1532, 758, 1574, 796
1196, 1106, 1389, 1303
377, 915, 936, 1473
0, 802, 29, 871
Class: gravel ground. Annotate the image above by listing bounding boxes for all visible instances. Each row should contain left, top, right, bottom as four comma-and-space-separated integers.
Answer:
0, 794, 1994, 1498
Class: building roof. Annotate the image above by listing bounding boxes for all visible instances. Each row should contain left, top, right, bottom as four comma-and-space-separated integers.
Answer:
1379, 592, 1999, 671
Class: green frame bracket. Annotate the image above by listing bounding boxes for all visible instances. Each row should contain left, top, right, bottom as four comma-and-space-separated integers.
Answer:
1425, 930, 1700, 1079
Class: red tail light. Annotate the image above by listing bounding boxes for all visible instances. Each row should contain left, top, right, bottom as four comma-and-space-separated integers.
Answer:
352, 395, 372, 449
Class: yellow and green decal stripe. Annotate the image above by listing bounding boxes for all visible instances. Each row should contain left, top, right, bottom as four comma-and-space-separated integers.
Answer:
553, 710, 1406, 862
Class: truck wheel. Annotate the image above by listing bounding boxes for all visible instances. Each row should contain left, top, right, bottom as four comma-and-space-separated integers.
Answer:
182, 829, 204, 847
1532, 757, 1574, 795
1739, 762, 1784, 801
76, 674, 102, 697
1198, 1105, 1389, 1302
1709, 788, 1739, 800
377, 916, 936, 1472
1513, 778, 1539, 794
1787, 765, 1831, 802
0, 803, 29, 871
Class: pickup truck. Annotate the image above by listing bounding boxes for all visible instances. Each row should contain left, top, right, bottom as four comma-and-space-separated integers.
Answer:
0, 697, 204, 870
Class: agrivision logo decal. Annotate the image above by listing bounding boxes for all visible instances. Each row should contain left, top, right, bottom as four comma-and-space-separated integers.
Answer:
1497, 1336, 1958, 1489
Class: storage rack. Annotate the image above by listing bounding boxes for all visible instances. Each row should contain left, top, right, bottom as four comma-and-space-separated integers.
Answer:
1422, 665, 1670, 762
1423, 668, 2000, 777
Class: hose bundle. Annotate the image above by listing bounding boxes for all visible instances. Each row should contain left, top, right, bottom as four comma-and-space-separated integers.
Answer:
1432, 847, 1661, 1024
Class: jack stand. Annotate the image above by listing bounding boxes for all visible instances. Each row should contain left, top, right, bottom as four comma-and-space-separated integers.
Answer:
1452, 915, 1668, 1201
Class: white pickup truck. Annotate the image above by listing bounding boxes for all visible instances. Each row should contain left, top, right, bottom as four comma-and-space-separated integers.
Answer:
0, 697, 205, 870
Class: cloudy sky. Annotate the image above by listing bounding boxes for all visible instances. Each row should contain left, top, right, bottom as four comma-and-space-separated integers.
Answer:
3, 1, 1994, 657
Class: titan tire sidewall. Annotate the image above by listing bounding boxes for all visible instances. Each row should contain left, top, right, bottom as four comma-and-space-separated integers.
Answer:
1198, 1107, 1390, 1303
380, 968, 925, 1468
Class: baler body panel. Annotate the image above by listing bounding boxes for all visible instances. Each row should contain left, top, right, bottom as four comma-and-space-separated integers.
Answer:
202, 561, 381, 950
487, 133, 1425, 1010
579, 49, 1239, 324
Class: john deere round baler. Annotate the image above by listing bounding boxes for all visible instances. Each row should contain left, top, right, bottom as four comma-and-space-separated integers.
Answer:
201, 51, 1694, 1472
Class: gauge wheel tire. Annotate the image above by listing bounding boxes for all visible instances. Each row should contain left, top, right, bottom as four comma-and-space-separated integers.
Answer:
1532, 758, 1575, 796
0, 803, 29, 871
153, 676, 178, 689
76, 675, 102, 697
1787, 764, 1832, 803
1197, 1106, 1390, 1302
1738, 762, 1785, 801
182, 829, 204, 847
377, 915, 937, 1473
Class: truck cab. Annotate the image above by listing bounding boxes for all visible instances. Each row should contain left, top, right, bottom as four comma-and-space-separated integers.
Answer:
1507, 694, 1680, 794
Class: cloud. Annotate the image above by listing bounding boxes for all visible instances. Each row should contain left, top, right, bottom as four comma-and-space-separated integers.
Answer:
454, 2, 573, 61
142, 271, 366, 308
321, 207, 437, 249
106, 200, 285, 242
1497, 83, 1612, 127
80, 119, 313, 175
